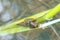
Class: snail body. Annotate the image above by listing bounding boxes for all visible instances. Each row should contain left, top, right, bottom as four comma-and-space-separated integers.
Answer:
17, 18, 38, 28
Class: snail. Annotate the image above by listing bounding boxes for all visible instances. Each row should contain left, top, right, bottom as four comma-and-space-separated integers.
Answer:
17, 18, 38, 28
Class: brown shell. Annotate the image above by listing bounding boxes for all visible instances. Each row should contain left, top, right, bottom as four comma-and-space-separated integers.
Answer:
17, 18, 38, 28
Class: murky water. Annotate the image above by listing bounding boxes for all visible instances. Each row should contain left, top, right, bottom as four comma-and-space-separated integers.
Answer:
0, 0, 60, 40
